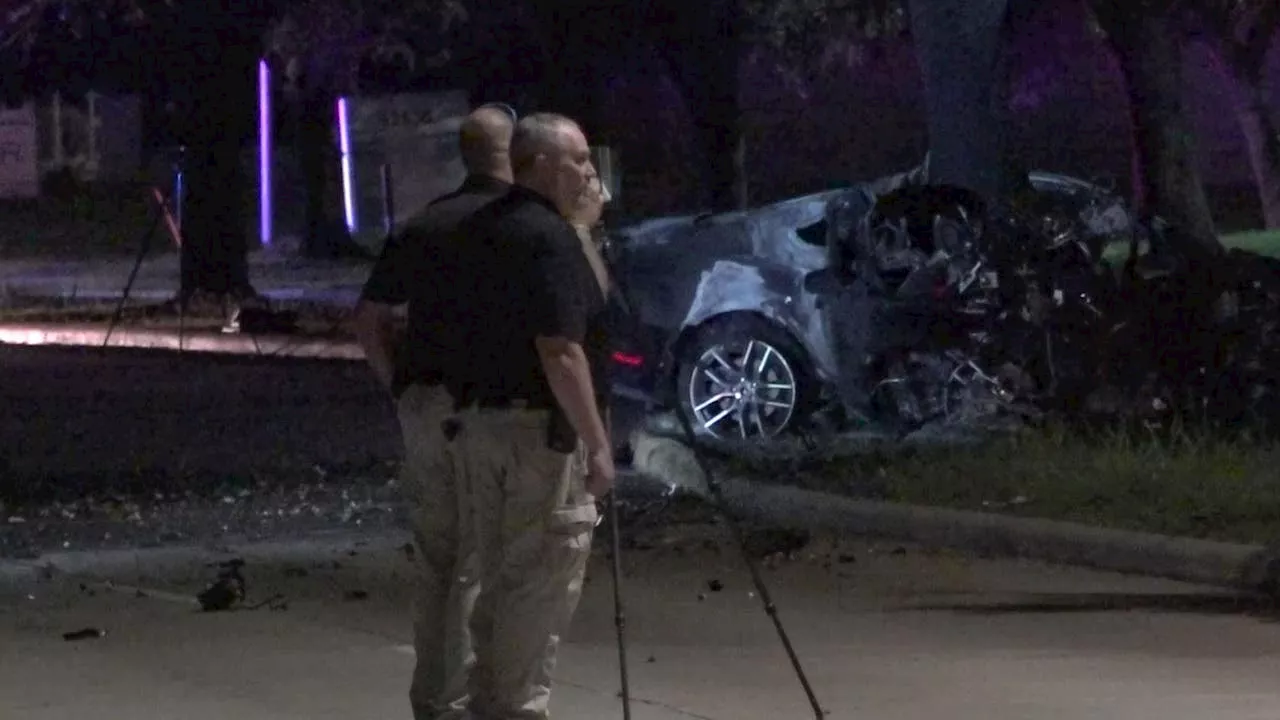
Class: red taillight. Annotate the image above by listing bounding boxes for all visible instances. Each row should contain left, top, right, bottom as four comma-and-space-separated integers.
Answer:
611, 351, 644, 367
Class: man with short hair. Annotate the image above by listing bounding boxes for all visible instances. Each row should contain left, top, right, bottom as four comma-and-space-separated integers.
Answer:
350, 102, 517, 720
433, 111, 614, 720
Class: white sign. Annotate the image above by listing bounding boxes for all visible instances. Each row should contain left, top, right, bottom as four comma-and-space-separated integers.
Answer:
0, 103, 38, 198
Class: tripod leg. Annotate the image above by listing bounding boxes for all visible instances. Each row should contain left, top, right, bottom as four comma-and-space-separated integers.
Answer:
104, 195, 165, 349
607, 493, 632, 720
673, 412, 827, 720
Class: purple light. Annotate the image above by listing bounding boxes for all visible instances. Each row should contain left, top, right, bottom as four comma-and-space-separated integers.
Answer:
337, 97, 356, 233
258, 59, 272, 246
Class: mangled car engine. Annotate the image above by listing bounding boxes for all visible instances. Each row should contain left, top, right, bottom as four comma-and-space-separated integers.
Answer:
818, 180, 1280, 438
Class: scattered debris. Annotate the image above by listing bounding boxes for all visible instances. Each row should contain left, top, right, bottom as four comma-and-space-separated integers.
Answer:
63, 627, 106, 641
343, 589, 370, 602
707, 579, 724, 593
197, 559, 247, 612
821, 180, 1280, 438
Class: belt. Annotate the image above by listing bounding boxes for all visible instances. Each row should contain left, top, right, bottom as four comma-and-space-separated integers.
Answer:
454, 397, 548, 411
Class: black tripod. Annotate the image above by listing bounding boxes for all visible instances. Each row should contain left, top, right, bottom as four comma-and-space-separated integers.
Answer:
103, 148, 189, 349
602, 255, 825, 718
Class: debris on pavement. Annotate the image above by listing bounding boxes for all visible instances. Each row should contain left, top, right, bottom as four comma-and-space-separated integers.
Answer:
197, 559, 247, 612
0, 460, 404, 561
343, 589, 369, 602
707, 579, 725, 593
62, 627, 106, 641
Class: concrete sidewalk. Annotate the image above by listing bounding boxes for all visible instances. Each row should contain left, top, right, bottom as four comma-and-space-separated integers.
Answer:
0, 249, 370, 307
5, 526, 1280, 719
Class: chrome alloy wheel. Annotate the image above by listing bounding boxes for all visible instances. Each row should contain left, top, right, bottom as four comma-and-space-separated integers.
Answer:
686, 338, 798, 440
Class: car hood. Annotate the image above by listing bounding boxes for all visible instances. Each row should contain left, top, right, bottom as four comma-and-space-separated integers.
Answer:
608, 188, 849, 271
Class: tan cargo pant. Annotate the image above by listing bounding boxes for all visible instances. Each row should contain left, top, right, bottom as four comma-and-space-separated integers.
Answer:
397, 384, 475, 720
399, 386, 597, 720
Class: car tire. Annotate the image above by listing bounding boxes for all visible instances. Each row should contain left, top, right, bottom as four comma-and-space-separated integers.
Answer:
674, 314, 815, 444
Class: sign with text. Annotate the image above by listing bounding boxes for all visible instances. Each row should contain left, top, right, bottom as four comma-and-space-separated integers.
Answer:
348, 91, 470, 242
0, 103, 38, 198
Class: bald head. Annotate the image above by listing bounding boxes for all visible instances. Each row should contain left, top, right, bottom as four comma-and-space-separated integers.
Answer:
458, 104, 515, 181
510, 113, 578, 177
511, 112, 596, 216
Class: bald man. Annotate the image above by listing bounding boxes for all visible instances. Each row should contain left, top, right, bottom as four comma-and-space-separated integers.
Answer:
434, 112, 611, 720
350, 102, 516, 720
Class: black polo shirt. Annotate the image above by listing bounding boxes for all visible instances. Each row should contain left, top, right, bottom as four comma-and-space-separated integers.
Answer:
437, 185, 610, 450
359, 174, 511, 392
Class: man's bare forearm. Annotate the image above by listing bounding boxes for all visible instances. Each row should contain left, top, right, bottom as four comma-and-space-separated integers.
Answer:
535, 336, 610, 452
351, 301, 399, 392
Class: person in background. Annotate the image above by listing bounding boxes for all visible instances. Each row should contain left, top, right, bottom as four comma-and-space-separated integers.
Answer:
433, 111, 614, 720
566, 172, 612, 298
349, 102, 517, 720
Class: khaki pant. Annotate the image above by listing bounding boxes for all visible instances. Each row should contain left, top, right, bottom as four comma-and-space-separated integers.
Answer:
398, 386, 597, 720
397, 384, 474, 720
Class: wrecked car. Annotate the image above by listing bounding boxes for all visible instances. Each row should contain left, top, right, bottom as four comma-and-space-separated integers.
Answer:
602, 165, 1140, 444
606, 162, 1280, 448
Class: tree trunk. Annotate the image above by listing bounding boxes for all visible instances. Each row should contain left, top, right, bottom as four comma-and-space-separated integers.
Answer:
1214, 47, 1280, 229
1199, 5, 1280, 230
170, 3, 279, 303
1091, 2, 1221, 256
658, 0, 748, 211
177, 47, 257, 302
180, 139, 253, 301
527, 0, 612, 141
908, 0, 1020, 198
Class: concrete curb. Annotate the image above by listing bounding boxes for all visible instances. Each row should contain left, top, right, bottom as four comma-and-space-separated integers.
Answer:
0, 528, 410, 586
0, 322, 365, 359
630, 430, 1280, 594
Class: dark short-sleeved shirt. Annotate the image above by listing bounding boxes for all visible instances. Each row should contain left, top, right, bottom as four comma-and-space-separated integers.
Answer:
435, 185, 610, 451
359, 174, 511, 392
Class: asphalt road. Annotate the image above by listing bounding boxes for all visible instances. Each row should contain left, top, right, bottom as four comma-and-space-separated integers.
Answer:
4, 526, 1279, 720
0, 344, 645, 494
0, 344, 649, 557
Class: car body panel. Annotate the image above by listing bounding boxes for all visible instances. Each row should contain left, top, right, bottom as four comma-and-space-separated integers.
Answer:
603, 168, 1126, 419
605, 189, 849, 405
